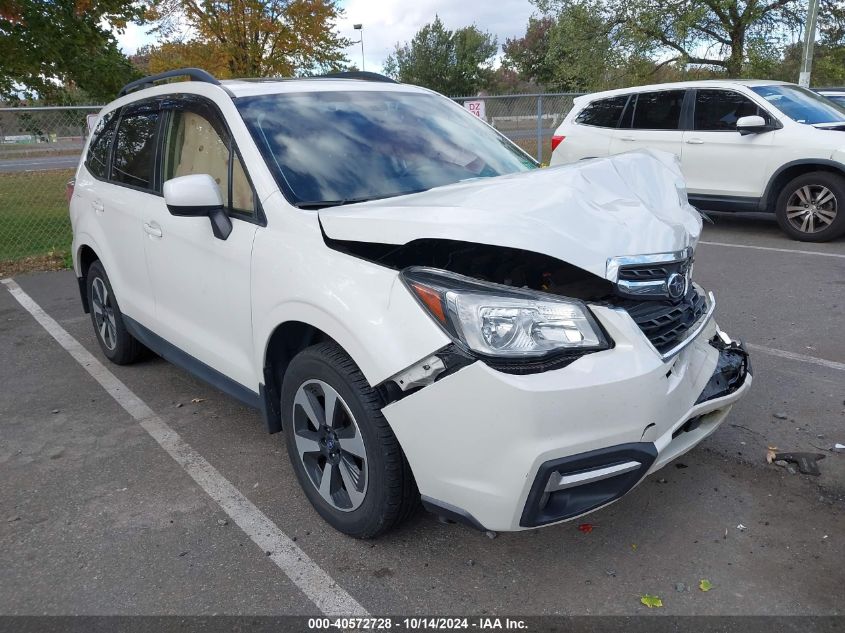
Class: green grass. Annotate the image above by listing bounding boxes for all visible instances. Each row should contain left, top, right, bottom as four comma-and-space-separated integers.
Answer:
0, 169, 74, 264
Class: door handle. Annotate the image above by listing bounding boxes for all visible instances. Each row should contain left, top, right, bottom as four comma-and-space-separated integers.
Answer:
620, 136, 636, 142
143, 222, 163, 238
685, 138, 704, 144
92, 200, 104, 214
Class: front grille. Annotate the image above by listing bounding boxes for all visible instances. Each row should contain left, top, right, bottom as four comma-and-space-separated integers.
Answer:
617, 266, 669, 281
614, 289, 707, 354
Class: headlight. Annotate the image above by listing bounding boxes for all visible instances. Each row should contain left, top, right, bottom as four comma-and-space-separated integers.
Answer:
402, 267, 610, 359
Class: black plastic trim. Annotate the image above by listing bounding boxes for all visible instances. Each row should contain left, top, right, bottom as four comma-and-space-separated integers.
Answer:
688, 194, 762, 213
119, 68, 220, 97
123, 315, 262, 412
695, 337, 751, 405
317, 71, 397, 83
77, 276, 89, 314
421, 496, 487, 532
260, 368, 283, 434
520, 443, 657, 528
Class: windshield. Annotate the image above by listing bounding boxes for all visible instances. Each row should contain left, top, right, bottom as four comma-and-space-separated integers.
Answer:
236, 90, 538, 208
751, 85, 845, 125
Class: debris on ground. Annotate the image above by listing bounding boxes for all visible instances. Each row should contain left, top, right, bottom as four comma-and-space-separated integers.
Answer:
217, 519, 228, 526
765, 445, 778, 463
175, 403, 183, 408
191, 398, 206, 404
577, 523, 594, 534
6, 516, 20, 523
774, 460, 789, 467
737, 524, 747, 531
640, 594, 663, 608
773, 412, 789, 420
774, 452, 826, 476
51, 409, 60, 414
834, 443, 845, 453
485, 531, 498, 540
674, 582, 686, 592
699, 579, 713, 592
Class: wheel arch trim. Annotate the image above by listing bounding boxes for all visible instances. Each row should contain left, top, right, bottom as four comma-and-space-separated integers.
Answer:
760, 159, 845, 211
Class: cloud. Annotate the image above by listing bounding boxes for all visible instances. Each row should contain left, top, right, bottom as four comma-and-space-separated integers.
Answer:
112, 22, 156, 55
338, 0, 537, 71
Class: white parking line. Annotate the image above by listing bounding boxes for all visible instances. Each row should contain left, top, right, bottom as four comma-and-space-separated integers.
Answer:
699, 240, 845, 259
745, 343, 845, 372
1, 277, 368, 617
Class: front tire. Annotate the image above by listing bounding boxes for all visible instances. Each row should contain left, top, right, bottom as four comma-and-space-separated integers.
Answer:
775, 171, 845, 242
86, 260, 144, 364
281, 342, 419, 538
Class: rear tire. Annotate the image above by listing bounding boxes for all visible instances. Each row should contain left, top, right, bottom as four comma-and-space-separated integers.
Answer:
281, 342, 419, 538
86, 260, 144, 365
775, 171, 845, 242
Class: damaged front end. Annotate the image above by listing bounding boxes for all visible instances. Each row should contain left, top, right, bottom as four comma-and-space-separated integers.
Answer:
697, 333, 752, 405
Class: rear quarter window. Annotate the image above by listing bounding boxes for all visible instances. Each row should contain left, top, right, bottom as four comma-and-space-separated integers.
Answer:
575, 96, 628, 128
85, 112, 117, 179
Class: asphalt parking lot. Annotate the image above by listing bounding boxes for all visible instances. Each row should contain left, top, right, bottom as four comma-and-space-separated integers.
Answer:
1, 212, 843, 618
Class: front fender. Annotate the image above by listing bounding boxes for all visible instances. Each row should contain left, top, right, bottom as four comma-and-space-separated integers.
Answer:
252, 232, 451, 387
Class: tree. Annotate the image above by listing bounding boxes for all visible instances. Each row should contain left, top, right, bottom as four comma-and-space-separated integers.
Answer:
149, 0, 349, 77
502, 16, 555, 86
383, 15, 498, 95
0, 0, 145, 102
535, 0, 807, 77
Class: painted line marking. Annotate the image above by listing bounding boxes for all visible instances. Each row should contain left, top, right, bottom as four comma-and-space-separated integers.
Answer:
699, 240, 845, 259
1, 277, 368, 617
745, 343, 845, 372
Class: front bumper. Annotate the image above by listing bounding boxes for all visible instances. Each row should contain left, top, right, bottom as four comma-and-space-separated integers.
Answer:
382, 303, 751, 532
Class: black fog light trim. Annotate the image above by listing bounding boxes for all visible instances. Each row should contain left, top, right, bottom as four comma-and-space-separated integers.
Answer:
695, 337, 751, 405
520, 443, 657, 528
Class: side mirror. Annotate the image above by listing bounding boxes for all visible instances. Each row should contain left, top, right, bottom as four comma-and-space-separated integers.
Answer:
163, 174, 232, 240
736, 115, 769, 136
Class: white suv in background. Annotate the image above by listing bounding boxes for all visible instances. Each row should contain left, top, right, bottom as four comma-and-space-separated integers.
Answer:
70, 68, 751, 537
551, 80, 845, 242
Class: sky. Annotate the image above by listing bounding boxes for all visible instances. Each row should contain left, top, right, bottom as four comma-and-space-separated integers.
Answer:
113, 0, 540, 72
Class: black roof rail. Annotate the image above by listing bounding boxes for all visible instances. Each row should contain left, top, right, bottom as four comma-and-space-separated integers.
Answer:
316, 71, 397, 83
118, 68, 221, 98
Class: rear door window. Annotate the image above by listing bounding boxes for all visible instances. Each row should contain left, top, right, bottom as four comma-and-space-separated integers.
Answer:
628, 90, 685, 130
575, 96, 628, 128
111, 111, 160, 191
694, 90, 770, 130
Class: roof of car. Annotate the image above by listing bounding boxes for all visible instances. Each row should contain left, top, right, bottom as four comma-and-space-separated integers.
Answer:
218, 77, 431, 98
112, 69, 432, 106
577, 79, 794, 101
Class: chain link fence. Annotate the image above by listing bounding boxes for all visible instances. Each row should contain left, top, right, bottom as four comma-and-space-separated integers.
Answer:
0, 94, 583, 273
451, 93, 583, 163
0, 105, 100, 272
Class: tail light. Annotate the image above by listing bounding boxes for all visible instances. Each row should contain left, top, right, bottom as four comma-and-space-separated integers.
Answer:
551, 135, 566, 151
66, 178, 75, 203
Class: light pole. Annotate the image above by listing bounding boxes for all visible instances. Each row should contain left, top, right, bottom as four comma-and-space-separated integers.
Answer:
799, 0, 820, 88
353, 23, 365, 71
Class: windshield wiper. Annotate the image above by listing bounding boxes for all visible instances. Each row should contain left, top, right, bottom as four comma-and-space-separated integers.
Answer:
294, 189, 429, 210
294, 197, 374, 209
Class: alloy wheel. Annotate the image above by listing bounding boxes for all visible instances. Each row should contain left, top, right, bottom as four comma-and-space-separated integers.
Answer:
786, 184, 838, 234
91, 277, 117, 351
292, 379, 368, 512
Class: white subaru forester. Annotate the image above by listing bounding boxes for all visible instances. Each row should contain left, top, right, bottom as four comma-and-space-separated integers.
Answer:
69, 69, 751, 537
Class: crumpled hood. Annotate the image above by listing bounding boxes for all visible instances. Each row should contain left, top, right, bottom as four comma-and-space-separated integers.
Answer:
319, 149, 702, 280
